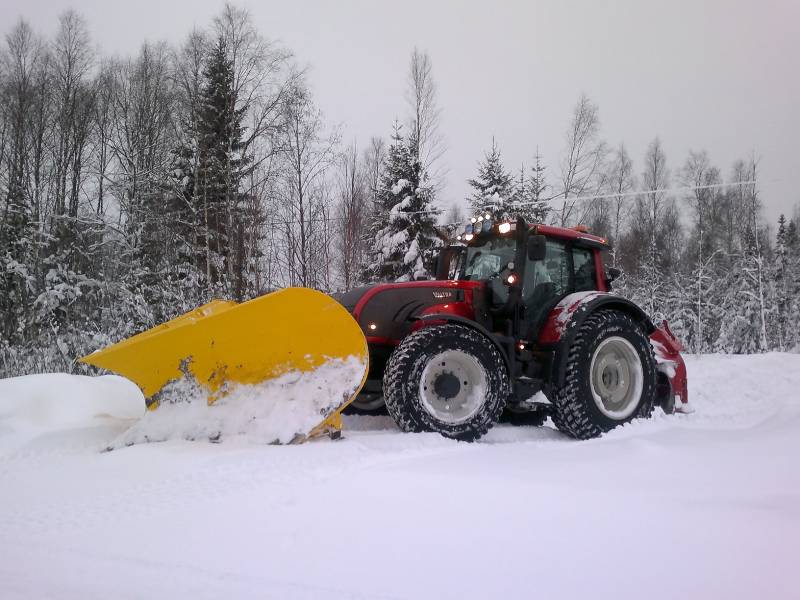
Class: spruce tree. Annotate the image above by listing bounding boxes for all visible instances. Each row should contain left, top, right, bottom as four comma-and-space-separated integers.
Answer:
788, 219, 800, 350
186, 36, 252, 298
0, 182, 35, 346
787, 219, 798, 251
467, 138, 513, 218
509, 150, 550, 223
169, 113, 206, 305
773, 214, 799, 351
369, 123, 442, 281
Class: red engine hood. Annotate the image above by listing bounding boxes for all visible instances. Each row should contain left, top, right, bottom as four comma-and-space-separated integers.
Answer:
333, 280, 485, 344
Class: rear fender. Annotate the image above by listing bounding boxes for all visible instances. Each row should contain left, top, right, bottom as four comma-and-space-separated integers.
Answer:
542, 292, 656, 389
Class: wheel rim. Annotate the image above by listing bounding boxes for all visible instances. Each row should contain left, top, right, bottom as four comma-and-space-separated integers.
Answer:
419, 350, 487, 424
589, 336, 643, 420
350, 394, 385, 411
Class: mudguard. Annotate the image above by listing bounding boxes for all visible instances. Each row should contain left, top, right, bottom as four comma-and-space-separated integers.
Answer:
540, 292, 656, 389
651, 321, 690, 411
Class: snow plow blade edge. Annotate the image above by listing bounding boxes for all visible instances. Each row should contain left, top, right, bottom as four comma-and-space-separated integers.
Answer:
79, 288, 369, 442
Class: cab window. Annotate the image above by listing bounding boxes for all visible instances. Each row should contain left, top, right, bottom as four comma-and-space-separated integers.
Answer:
572, 247, 597, 292
523, 239, 570, 299
460, 237, 516, 280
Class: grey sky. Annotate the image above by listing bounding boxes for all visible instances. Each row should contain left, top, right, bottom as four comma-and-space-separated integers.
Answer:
4, 0, 799, 226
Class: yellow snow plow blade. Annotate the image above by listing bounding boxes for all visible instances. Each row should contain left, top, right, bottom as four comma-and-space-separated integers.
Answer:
79, 287, 369, 442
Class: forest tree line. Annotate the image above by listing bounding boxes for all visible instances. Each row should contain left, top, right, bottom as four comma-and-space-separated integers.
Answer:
0, 5, 798, 375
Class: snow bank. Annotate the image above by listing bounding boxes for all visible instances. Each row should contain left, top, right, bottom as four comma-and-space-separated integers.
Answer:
111, 356, 366, 447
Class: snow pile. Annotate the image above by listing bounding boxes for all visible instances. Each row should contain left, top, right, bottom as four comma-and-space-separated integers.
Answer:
112, 356, 366, 447
0, 374, 144, 449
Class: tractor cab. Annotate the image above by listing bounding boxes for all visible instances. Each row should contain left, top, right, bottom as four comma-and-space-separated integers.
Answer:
436, 217, 611, 338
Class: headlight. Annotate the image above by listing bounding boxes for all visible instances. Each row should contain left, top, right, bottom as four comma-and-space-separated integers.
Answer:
498, 222, 512, 234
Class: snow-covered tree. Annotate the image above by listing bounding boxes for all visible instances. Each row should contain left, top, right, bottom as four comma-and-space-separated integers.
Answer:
195, 37, 253, 295
369, 123, 441, 282
625, 139, 674, 317
467, 138, 514, 218
786, 217, 800, 350
526, 150, 551, 222
717, 229, 772, 353
0, 21, 43, 346
773, 214, 799, 351
786, 218, 798, 251
507, 150, 551, 224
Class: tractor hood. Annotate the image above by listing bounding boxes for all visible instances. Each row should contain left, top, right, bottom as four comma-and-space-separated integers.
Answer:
333, 280, 487, 342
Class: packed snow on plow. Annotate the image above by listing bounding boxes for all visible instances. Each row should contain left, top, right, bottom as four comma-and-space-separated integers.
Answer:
111, 356, 365, 447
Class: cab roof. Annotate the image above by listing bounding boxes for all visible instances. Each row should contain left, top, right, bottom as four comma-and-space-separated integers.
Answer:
533, 224, 609, 248
459, 218, 610, 249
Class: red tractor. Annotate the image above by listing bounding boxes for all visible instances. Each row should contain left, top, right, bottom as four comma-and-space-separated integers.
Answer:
337, 217, 687, 442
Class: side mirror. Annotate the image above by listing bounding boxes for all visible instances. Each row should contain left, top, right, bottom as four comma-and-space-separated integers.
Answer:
527, 234, 547, 261
434, 249, 448, 280
607, 267, 621, 283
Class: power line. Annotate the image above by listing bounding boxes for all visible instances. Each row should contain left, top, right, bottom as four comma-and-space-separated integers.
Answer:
266, 180, 762, 226
103, 179, 765, 229
536, 180, 758, 208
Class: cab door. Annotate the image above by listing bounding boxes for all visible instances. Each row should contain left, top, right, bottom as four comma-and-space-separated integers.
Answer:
520, 239, 598, 338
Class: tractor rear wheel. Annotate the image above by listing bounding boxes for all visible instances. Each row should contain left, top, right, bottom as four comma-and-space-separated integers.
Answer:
550, 310, 656, 439
383, 324, 509, 442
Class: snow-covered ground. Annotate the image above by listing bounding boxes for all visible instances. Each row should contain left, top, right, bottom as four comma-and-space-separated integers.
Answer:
1, 354, 799, 599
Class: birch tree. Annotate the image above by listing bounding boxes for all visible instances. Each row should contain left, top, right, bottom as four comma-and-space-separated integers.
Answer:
558, 93, 607, 226
276, 86, 338, 289
335, 141, 369, 290
604, 143, 635, 266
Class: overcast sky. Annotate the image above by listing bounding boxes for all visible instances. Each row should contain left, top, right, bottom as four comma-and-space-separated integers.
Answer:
4, 0, 799, 226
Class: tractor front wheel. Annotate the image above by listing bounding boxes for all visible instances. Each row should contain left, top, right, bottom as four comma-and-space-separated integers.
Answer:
344, 393, 387, 415
551, 310, 656, 439
383, 324, 509, 442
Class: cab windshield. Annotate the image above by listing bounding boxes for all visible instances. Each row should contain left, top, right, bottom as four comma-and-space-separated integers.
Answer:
459, 236, 517, 280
